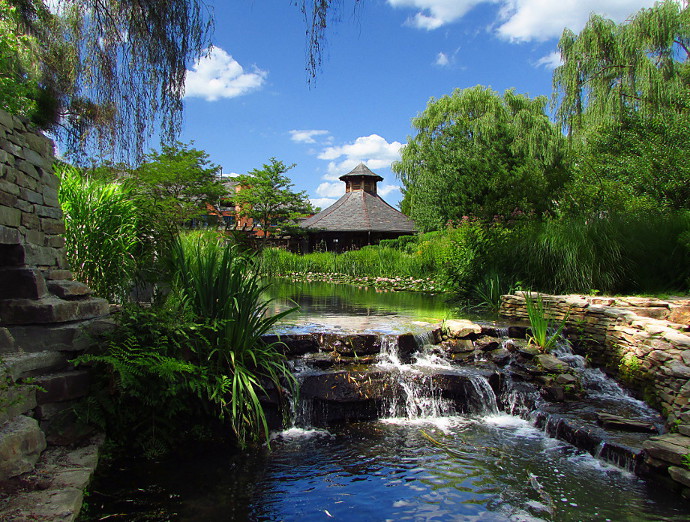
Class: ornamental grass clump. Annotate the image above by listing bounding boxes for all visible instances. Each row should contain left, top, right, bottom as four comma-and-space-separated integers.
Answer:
169, 234, 296, 446
524, 292, 568, 352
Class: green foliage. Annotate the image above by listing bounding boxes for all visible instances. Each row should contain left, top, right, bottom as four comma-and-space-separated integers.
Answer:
682, 453, 690, 471
132, 141, 225, 225
260, 243, 438, 281
511, 212, 690, 294
524, 292, 568, 352
394, 85, 569, 231
554, 2, 690, 216
619, 352, 642, 384
57, 163, 140, 302
74, 235, 298, 453
169, 234, 296, 446
472, 273, 516, 313
3, 0, 212, 161
73, 306, 211, 457
232, 158, 313, 241
0, 1, 41, 119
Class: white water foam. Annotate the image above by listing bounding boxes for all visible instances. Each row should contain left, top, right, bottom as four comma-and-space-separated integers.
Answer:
270, 427, 332, 441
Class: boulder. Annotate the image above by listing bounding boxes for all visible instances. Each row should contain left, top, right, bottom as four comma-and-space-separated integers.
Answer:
0, 415, 47, 480
444, 319, 482, 339
535, 354, 569, 373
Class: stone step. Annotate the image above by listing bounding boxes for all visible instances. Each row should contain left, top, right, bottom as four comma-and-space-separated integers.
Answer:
47, 280, 92, 299
34, 370, 90, 405
0, 434, 103, 521
0, 296, 109, 325
1, 350, 68, 381
0, 267, 48, 299
643, 433, 690, 466
5, 317, 115, 354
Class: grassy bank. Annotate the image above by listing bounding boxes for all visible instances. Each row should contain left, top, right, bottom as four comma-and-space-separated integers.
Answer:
259, 212, 690, 300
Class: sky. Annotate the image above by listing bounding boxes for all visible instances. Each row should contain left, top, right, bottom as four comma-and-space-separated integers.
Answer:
178, 0, 659, 210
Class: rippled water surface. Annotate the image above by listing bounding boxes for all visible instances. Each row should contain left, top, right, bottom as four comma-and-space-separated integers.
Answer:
86, 416, 687, 521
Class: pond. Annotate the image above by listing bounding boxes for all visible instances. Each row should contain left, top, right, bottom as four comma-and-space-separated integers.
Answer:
82, 282, 689, 521
264, 279, 480, 334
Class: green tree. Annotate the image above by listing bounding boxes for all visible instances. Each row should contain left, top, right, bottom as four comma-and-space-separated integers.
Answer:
132, 142, 225, 226
554, 1, 690, 214
0, 1, 41, 119
233, 158, 313, 241
1, 0, 212, 161
393, 86, 569, 231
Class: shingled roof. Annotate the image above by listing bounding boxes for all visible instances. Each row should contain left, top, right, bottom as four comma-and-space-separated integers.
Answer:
300, 164, 416, 233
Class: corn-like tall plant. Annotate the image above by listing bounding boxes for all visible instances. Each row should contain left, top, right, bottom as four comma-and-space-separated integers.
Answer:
169, 234, 296, 446
58, 164, 140, 302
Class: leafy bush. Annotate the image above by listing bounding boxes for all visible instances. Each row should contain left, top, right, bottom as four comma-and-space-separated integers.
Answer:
524, 293, 568, 352
73, 306, 211, 457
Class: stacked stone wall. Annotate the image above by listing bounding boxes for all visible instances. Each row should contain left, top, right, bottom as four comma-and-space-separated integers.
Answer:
0, 107, 110, 494
499, 293, 690, 425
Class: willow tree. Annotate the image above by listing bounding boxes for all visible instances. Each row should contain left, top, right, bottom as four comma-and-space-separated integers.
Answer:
1, 0, 213, 162
393, 86, 568, 231
553, 1, 690, 212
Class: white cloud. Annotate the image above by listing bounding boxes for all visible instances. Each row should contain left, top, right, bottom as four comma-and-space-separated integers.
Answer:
534, 51, 562, 69
496, 0, 658, 42
289, 129, 331, 144
310, 198, 337, 210
317, 134, 403, 179
378, 184, 402, 197
435, 52, 450, 67
316, 182, 345, 198
388, 0, 490, 30
185, 47, 267, 101
388, 0, 658, 41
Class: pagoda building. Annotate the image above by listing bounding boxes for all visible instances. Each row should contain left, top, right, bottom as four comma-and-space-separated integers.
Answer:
299, 163, 416, 252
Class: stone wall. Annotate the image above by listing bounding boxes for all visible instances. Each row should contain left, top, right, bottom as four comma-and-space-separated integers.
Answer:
499, 292, 690, 425
0, 107, 110, 488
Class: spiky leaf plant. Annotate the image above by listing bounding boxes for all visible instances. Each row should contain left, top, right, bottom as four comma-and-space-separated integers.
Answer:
169, 233, 296, 446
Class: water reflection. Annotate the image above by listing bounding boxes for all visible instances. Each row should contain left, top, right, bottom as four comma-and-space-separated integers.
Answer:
265, 279, 480, 333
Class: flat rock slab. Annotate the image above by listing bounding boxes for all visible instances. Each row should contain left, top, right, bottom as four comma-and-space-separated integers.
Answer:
0, 434, 103, 521
597, 413, 659, 433
445, 320, 482, 339
643, 433, 690, 466
535, 354, 569, 373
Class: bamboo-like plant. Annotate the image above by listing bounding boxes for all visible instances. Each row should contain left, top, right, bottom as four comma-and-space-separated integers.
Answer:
524, 292, 568, 352
58, 163, 140, 302
169, 234, 296, 446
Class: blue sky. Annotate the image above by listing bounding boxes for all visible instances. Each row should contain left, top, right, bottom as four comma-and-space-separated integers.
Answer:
179, 0, 658, 210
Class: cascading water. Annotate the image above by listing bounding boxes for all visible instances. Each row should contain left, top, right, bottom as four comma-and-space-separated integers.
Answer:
376, 334, 458, 419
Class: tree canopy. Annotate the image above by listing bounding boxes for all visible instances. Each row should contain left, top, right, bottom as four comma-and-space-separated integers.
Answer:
554, 0, 690, 214
394, 86, 569, 231
131, 142, 225, 226
232, 158, 313, 239
0, 0, 213, 162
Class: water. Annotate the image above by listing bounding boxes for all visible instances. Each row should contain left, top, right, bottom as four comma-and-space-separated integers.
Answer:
264, 279, 481, 334
85, 419, 687, 521
82, 285, 689, 520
